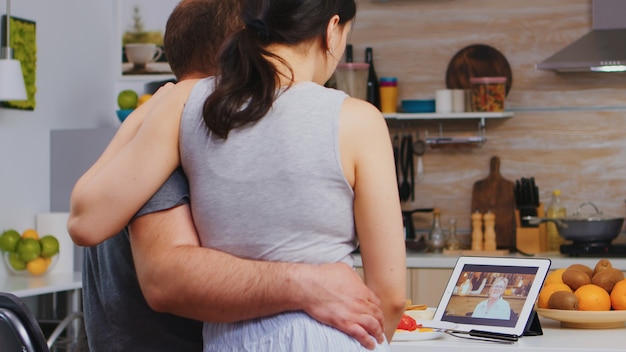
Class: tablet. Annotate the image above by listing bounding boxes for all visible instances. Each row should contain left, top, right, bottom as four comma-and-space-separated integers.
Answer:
433, 256, 551, 338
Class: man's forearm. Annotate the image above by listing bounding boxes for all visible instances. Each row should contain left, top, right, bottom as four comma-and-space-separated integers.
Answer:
130, 205, 384, 349
134, 244, 306, 321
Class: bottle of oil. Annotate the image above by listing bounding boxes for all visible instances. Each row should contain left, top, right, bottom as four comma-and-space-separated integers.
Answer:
546, 189, 566, 252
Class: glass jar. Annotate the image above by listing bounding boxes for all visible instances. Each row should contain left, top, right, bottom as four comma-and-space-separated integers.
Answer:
445, 218, 461, 250
428, 209, 445, 253
470, 76, 506, 112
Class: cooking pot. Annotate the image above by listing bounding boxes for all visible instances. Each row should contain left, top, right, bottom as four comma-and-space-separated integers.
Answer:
526, 201, 624, 243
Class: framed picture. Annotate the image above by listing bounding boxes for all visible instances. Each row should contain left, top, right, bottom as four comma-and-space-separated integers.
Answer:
116, 0, 179, 77
1, 15, 36, 110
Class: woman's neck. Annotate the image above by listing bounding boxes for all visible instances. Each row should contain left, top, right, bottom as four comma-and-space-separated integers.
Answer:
266, 42, 329, 86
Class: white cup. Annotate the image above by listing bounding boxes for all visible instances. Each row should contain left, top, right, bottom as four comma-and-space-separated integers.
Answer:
452, 89, 466, 112
435, 89, 453, 113
125, 43, 163, 66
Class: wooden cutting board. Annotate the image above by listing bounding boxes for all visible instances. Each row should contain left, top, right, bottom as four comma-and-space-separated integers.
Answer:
471, 156, 516, 251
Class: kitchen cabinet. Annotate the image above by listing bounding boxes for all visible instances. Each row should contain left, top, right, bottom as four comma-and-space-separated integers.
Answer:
384, 111, 513, 146
354, 267, 450, 306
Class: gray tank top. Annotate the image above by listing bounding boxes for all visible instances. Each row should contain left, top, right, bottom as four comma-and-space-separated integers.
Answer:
179, 77, 356, 265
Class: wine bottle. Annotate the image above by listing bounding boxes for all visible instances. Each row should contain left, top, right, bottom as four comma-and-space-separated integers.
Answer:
345, 44, 353, 63
364, 47, 381, 110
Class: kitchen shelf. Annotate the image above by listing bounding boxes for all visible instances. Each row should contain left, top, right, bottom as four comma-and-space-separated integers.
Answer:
383, 111, 514, 127
384, 111, 514, 147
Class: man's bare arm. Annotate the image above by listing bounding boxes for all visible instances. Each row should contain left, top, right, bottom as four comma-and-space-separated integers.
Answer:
129, 204, 384, 349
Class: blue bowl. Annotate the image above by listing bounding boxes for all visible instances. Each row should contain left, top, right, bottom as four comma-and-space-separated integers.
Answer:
116, 109, 134, 123
401, 99, 436, 113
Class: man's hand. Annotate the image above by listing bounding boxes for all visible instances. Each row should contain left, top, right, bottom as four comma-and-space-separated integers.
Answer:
297, 262, 384, 350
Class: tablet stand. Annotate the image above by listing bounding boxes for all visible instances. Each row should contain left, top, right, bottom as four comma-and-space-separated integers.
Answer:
522, 310, 543, 336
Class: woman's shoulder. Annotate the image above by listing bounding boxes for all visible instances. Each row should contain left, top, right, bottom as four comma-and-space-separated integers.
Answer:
340, 95, 386, 131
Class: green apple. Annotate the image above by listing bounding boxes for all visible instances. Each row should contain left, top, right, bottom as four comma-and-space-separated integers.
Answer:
16, 238, 41, 262
40, 235, 60, 258
0, 229, 21, 252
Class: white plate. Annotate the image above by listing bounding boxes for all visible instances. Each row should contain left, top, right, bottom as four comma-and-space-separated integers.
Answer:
393, 320, 457, 342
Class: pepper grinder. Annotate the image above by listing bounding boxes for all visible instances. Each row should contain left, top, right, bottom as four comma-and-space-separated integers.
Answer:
471, 211, 483, 251
483, 211, 497, 251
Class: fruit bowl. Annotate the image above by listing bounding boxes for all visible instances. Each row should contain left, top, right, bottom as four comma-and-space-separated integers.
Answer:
3, 252, 59, 277
116, 109, 134, 123
536, 307, 626, 329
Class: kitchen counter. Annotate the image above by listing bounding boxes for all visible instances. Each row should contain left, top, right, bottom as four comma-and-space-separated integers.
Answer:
390, 317, 625, 351
354, 252, 626, 270
354, 252, 626, 306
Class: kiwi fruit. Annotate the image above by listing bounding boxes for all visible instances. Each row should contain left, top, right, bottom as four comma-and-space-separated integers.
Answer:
562, 269, 591, 291
593, 258, 613, 276
612, 269, 625, 281
592, 268, 624, 293
547, 290, 579, 310
567, 264, 593, 279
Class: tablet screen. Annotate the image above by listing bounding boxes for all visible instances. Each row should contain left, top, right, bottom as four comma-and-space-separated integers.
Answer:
433, 256, 551, 337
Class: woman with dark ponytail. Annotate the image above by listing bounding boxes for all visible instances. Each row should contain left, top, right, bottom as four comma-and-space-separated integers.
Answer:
71, 0, 405, 350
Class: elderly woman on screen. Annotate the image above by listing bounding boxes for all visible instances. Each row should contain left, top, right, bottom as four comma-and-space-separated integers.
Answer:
471, 277, 511, 320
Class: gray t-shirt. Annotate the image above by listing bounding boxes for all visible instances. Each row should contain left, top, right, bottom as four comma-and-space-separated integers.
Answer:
82, 168, 203, 351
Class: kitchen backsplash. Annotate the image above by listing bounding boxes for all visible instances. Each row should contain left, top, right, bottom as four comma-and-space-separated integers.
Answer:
351, 0, 626, 234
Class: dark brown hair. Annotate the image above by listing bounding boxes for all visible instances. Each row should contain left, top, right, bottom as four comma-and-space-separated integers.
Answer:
164, 0, 242, 80
203, 0, 357, 139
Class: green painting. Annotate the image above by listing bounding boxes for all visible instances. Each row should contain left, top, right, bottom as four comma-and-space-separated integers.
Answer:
1, 15, 36, 110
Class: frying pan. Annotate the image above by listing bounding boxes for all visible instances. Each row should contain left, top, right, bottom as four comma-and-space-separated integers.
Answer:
526, 202, 624, 243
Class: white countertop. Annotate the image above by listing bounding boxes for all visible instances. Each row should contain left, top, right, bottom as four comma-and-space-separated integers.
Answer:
0, 271, 82, 298
390, 317, 625, 352
354, 252, 626, 271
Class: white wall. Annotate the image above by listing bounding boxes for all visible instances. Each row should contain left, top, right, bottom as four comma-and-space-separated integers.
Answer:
0, 0, 116, 230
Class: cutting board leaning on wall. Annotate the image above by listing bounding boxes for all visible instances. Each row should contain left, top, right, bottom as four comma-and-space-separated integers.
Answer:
471, 156, 516, 251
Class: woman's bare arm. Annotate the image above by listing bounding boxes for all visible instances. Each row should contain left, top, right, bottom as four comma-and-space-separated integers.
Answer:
340, 98, 407, 342
68, 80, 198, 246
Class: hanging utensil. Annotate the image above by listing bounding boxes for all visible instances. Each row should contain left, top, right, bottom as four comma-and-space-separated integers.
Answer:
392, 134, 400, 190
407, 134, 415, 201
414, 132, 426, 180
399, 135, 411, 202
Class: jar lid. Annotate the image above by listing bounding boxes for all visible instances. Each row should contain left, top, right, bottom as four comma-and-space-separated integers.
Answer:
379, 77, 398, 87
470, 76, 507, 84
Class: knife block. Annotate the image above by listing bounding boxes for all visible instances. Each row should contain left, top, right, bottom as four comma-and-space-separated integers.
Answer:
515, 203, 546, 254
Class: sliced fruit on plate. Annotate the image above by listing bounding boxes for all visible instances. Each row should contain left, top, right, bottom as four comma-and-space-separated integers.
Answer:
397, 314, 419, 331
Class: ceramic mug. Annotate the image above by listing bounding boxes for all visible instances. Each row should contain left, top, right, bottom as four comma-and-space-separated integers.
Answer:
125, 43, 163, 65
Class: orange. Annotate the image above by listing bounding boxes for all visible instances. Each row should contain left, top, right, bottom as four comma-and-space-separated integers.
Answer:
21, 228, 39, 240
544, 268, 567, 285
137, 94, 152, 107
538, 282, 572, 308
26, 257, 49, 275
575, 284, 611, 311
610, 279, 626, 310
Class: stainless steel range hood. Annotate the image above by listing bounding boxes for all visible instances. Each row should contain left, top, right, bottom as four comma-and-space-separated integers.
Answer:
536, 0, 626, 72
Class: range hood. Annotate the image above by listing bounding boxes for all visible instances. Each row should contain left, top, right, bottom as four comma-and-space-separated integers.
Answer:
537, 0, 626, 72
